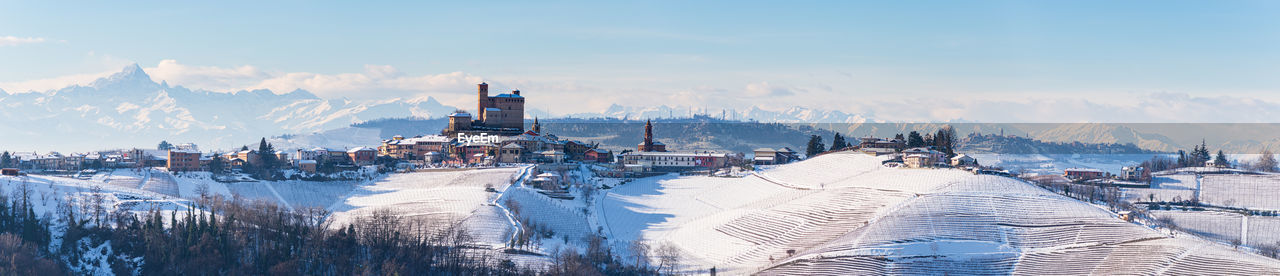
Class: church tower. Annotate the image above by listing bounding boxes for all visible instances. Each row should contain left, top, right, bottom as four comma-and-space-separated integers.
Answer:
642, 120, 654, 151
532, 117, 541, 134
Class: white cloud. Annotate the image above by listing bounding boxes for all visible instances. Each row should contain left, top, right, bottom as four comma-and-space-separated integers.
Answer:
0, 36, 45, 46
744, 81, 798, 97
145, 59, 270, 91
0, 71, 114, 93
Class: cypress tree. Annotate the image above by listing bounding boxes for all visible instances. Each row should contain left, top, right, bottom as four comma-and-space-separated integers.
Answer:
805, 135, 826, 157
1214, 150, 1229, 168
830, 133, 848, 150
907, 131, 925, 148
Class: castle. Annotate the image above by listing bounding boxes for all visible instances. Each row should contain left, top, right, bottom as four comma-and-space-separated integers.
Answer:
445, 82, 526, 136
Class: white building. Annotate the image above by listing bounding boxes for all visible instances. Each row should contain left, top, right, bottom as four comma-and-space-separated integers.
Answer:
620, 151, 741, 172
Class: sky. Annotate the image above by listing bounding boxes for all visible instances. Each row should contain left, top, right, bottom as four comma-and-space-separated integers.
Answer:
2, 0, 1280, 122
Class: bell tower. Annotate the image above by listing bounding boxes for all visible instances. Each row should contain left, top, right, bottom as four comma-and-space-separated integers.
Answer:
642, 119, 654, 151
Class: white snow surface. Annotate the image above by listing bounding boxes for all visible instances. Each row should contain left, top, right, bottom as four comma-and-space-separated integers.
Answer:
590, 152, 1280, 275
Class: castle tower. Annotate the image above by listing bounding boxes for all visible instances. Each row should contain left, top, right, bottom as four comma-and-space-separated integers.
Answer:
477, 82, 489, 118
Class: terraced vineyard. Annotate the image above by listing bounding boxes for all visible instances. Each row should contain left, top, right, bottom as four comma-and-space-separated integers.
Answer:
598, 152, 1280, 275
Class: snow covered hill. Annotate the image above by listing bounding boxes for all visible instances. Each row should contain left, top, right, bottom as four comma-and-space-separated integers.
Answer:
595, 152, 1280, 275
0, 64, 458, 152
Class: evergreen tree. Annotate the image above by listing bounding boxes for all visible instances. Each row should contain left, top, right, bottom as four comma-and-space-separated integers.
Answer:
906, 131, 925, 148
1214, 150, 1229, 168
934, 126, 957, 157
1176, 150, 1188, 168
830, 133, 848, 150
0, 151, 10, 168
208, 154, 226, 174
805, 135, 826, 157
256, 138, 278, 179
158, 141, 173, 150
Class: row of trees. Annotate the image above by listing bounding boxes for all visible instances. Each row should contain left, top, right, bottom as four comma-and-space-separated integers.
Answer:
1142, 140, 1276, 173
905, 127, 957, 157
805, 126, 959, 158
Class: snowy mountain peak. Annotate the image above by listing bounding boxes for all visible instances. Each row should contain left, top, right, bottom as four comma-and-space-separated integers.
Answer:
89, 64, 154, 89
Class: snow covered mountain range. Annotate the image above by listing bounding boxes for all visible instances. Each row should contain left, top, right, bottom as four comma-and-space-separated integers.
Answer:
0, 65, 457, 152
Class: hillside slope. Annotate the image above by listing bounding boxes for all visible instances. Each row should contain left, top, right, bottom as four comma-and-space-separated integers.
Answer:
598, 152, 1280, 275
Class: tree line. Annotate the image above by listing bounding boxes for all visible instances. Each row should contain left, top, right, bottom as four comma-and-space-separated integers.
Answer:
0, 176, 670, 275
805, 126, 958, 158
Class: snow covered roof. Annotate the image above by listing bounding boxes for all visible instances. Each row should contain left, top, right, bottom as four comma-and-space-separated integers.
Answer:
494, 93, 523, 98
754, 156, 776, 161
449, 112, 471, 117
624, 151, 735, 158
347, 147, 374, 152
1064, 168, 1104, 173
755, 148, 777, 152
502, 143, 523, 149
386, 135, 452, 145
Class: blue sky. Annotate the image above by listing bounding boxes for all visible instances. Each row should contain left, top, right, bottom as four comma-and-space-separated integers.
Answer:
3, 1, 1280, 121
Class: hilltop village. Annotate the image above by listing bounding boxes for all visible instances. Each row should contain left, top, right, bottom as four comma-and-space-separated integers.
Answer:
0, 83, 1007, 182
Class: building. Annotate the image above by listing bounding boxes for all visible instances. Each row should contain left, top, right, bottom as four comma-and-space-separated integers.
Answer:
1064, 168, 1106, 180
858, 136, 906, 151
498, 143, 524, 163
621, 151, 741, 172
901, 147, 947, 168
753, 148, 800, 165
347, 147, 377, 166
584, 148, 613, 163
444, 82, 526, 136
379, 135, 452, 160
1120, 166, 1145, 181
637, 120, 667, 152
298, 160, 317, 174
167, 150, 202, 172
24, 152, 84, 172
951, 154, 978, 167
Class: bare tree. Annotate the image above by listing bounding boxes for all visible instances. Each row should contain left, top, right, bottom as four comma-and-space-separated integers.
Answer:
1257, 149, 1277, 172
628, 239, 651, 269
655, 242, 682, 275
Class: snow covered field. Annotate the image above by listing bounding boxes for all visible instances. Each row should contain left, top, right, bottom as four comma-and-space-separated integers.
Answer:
327, 167, 524, 248
10, 152, 1280, 274
592, 152, 1280, 275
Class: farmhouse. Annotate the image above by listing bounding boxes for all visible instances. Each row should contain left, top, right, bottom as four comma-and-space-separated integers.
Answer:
753, 147, 800, 165
1064, 168, 1106, 180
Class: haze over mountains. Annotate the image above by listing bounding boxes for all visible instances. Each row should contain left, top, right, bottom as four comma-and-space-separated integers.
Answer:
0, 65, 456, 152
7, 65, 1280, 154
